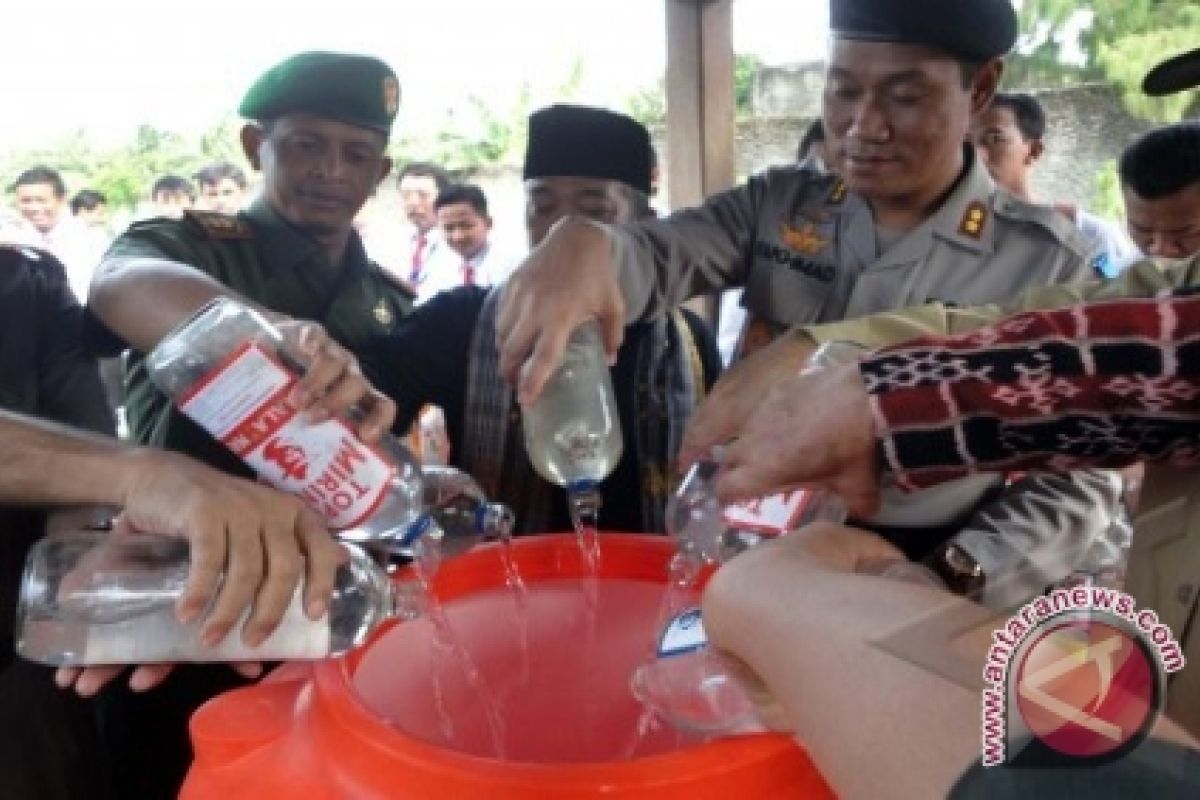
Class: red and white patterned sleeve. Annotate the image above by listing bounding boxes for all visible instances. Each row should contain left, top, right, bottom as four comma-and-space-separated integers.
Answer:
858, 294, 1200, 490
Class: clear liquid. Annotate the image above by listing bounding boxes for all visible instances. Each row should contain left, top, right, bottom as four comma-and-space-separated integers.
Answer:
351, 578, 709, 762
412, 542, 507, 758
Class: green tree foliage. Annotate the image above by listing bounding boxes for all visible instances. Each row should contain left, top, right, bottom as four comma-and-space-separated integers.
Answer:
1016, 0, 1200, 121
1, 118, 246, 210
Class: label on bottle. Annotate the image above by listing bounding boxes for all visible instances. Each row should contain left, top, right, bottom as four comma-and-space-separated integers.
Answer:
721, 489, 818, 537
179, 342, 393, 529
657, 606, 708, 658
82, 588, 331, 663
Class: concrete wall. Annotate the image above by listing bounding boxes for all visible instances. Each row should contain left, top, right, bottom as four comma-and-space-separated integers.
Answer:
712, 66, 1157, 208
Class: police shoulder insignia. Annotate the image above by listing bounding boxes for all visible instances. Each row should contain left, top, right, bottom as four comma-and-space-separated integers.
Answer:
958, 201, 988, 239
373, 297, 394, 326
827, 179, 847, 205
185, 210, 254, 240
780, 221, 829, 256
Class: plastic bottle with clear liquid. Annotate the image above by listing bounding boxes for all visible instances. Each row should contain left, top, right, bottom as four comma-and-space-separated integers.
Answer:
520, 320, 624, 492
145, 297, 427, 548
15, 530, 414, 665
520, 320, 623, 567
633, 342, 866, 735
15, 468, 513, 666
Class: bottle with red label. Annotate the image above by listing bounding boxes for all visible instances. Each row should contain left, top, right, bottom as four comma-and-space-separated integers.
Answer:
147, 298, 435, 554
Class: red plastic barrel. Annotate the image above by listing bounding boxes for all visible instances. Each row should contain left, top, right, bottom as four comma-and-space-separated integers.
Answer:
182, 534, 835, 799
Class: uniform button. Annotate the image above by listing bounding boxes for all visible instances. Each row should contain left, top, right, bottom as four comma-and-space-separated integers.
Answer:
1177, 584, 1196, 606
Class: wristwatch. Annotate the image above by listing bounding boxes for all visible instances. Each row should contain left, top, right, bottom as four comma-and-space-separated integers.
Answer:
924, 542, 986, 599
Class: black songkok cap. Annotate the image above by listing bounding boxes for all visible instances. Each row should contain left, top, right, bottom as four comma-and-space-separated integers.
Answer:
1143, 46, 1200, 96
523, 104, 652, 195
830, 0, 1018, 62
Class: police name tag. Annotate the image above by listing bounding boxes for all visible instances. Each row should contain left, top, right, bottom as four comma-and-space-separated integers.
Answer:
721, 489, 818, 537
657, 607, 709, 658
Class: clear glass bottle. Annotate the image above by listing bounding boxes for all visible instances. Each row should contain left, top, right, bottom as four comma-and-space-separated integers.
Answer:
520, 320, 624, 492
145, 298, 425, 545
16, 531, 424, 665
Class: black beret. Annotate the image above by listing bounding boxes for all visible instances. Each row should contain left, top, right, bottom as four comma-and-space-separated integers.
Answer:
830, 0, 1018, 62
523, 104, 652, 195
239, 52, 399, 136
1143, 46, 1200, 96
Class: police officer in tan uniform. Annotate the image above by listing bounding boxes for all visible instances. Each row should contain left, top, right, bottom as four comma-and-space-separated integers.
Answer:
708, 43, 1200, 737
497, 0, 1119, 605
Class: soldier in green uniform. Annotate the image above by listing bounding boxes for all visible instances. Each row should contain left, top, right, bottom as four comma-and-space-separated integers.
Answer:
87, 51, 410, 799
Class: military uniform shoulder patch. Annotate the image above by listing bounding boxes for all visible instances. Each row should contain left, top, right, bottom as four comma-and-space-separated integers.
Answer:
184, 210, 254, 240
958, 200, 988, 239
374, 264, 417, 303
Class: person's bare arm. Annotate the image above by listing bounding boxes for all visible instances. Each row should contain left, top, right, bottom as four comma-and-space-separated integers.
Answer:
0, 409, 344, 692
90, 256, 394, 440
702, 527, 1197, 799
90, 255, 245, 353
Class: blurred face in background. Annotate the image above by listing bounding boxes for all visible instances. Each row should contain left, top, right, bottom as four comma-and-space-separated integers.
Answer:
1124, 182, 1200, 260
437, 201, 491, 260
75, 202, 108, 228
199, 177, 246, 214
970, 104, 1042, 197
15, 182, 65, 233
399, 174, 440, 232
524, 176, 637, 247
152, 190, 194, 219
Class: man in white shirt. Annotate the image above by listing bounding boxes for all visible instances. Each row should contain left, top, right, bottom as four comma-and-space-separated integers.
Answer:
421, 183, 512, 301
396, 162, 451, 296
970, 91, 1139, 277
3, 167, 107, 300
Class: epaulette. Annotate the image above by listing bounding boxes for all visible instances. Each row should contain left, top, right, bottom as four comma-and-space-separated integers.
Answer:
184, 210, 254, 240
374, 264, 417, 303
990, 192, 1090, 257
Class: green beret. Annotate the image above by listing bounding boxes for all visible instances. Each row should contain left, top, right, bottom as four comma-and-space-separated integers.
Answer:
239, 51, 400, 136
830, 0, 1018, 62
1143, 46, 1200, 96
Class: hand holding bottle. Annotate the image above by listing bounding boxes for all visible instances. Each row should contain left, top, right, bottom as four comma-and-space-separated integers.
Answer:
52, 446, 345, 696
273, 319, 396, 440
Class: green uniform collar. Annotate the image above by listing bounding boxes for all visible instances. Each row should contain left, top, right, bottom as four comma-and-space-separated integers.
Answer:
243, 199, 371, 289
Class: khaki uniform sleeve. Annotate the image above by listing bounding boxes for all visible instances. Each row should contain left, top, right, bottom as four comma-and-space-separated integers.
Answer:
800, 255, 1200, 349
613, 174, 773, 321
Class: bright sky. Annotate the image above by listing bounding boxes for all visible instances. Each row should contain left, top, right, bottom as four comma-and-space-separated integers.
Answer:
1, 0, 828, 151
